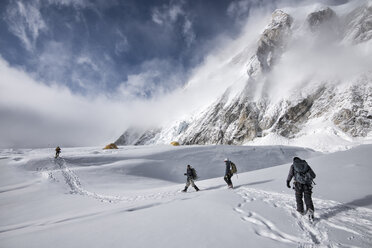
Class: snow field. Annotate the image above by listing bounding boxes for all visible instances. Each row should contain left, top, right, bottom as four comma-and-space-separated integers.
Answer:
0, 144, 372, 247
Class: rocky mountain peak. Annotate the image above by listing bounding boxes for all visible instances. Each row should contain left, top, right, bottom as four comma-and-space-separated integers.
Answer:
270, 9, 293, 28
307, 7, 336, 30
248, 10, 293, 78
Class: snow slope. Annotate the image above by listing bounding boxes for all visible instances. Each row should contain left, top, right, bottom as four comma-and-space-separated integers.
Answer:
0, 144, 371, 248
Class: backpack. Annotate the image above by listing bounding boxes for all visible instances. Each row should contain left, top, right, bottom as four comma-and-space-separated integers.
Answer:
191, 168, 198, 180
293, 160, 314, 185
230, 162, 237, 174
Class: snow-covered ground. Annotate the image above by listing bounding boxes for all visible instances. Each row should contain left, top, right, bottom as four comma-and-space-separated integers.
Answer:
1, 144, 371, 248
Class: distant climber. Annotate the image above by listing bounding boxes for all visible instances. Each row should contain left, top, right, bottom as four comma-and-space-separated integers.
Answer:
287, 157, 316, 220
224, 158, 237, 189
182, 165, 199, 192
55, 146, 61, 158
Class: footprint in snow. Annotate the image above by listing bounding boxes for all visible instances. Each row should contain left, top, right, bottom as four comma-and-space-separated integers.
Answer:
234, 187, 372, 247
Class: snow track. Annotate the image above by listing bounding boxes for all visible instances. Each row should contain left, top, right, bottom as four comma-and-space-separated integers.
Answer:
45, 158, 372, 247
234, 187, 372, 247
49, 157, 182, 203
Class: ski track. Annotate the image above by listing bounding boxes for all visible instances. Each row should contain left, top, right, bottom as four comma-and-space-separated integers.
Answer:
233, 187, 372, 248
49, 157, 183, 204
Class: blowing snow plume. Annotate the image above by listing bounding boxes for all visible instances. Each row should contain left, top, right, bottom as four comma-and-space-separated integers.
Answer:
115, 0, 372, 152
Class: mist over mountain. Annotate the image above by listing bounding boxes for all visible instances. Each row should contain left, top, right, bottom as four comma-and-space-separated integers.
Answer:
116, 0, 372, 152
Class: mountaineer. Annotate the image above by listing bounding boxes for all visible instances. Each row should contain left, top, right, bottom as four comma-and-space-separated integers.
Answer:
287, 157, 316, 220
182, 165, 199, 192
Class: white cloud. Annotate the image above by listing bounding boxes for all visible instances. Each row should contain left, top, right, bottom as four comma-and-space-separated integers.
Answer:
265, 37, 372, 103
183, 18, 195, 47
151, 9, 164, 25
168, 3, 184, 22
37, 41, 72, 84
227, 0, 252, 18
151, 1, 195, 46
115, 39, 129, 55
4, 0, 47, 52
46, 0, 88, 8
33, 41, 115, 92
77, 56, 99, 72
0, 56, 186, 148
0, 4, 269, 148
116, 59, 185, 100
151, 2, 185, 25
45, 0, 105, 20
0, 56, 127, 148
114, 29, 130, 55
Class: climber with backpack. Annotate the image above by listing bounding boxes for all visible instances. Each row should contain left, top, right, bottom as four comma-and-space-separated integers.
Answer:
182, 165, 199, 192
224, 158, 237, 189
287, 157, 316, 220
55, 146, 61, 158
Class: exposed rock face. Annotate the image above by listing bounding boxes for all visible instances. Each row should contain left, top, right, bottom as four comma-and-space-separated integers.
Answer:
248, 10, 293, 78
115, 4, 372, 147
175, 80, 371, 146
306, 7, 340, 42
343, 3, 372, 43
307, 7, 336, 30
181, 99, 264, 145
332, 84, 372, 137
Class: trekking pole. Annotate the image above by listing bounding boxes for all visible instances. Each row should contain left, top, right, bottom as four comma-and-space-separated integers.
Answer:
236, 173, 238, 179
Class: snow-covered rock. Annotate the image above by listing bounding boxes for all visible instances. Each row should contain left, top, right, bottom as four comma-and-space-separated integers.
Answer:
343, 2, 372, 44
116, 1, 372, 152
248, 9, 293, 78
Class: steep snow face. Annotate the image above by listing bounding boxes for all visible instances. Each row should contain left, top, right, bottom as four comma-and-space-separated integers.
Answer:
116, 1, 372, 152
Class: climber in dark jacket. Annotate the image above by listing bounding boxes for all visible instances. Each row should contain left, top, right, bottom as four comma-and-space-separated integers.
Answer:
182, 165, 199, 192
55, 146, 61, 158
287, 157, 316, 218
224, 158, 233, 188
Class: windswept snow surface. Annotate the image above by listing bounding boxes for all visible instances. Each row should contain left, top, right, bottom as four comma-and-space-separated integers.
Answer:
0, 144, 372, 248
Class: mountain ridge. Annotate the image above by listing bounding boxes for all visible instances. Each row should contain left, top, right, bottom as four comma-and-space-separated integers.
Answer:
115, 1, 372, 152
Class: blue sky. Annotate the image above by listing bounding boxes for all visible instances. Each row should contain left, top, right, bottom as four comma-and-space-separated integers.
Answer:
0, 0, 272, 98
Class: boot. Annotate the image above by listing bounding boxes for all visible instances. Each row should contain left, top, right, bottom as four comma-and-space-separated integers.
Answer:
182, 186, 188, 192
194, 186, 199, 191
307, 209, 314, 221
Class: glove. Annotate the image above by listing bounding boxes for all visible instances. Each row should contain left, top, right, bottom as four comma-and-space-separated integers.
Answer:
184, 173, 187, 176
286, 181, 291, 188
